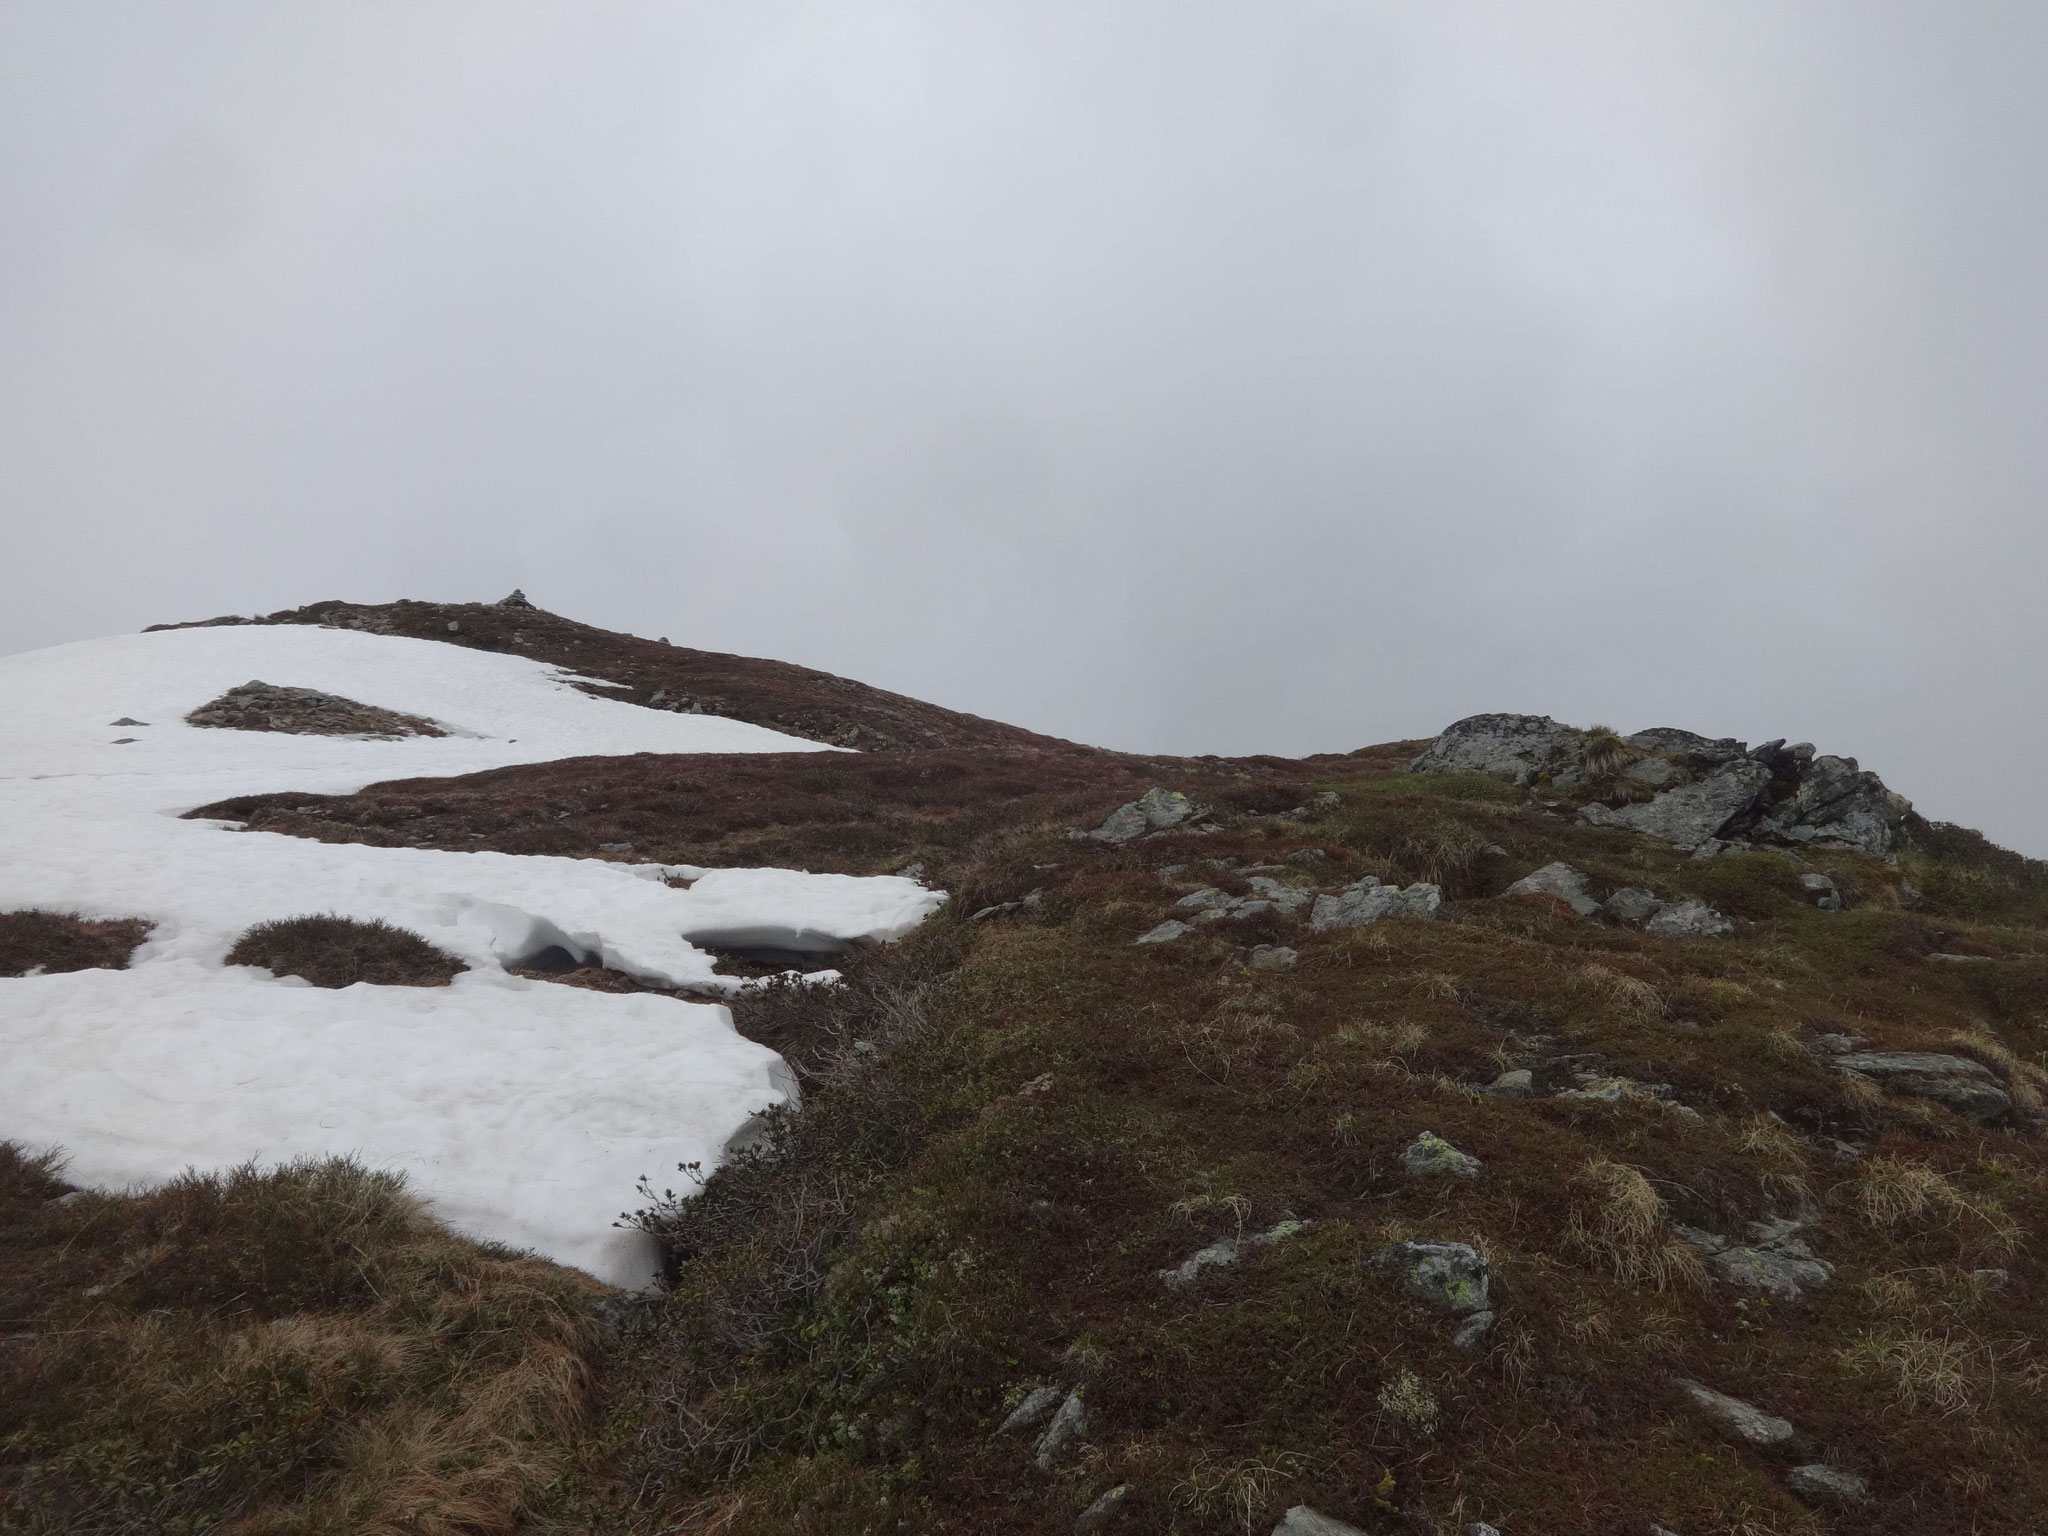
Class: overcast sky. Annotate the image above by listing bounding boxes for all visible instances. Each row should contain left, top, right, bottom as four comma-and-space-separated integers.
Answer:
5, 3, 2047, 850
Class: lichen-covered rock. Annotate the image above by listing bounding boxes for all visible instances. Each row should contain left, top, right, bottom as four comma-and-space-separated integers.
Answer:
1409, 713, 1582, 785
1245, 876, 1314, 915
994, 1384, 1065, 1436
1247, 945, 1299, 972
1452, 1309, 1496, 1349
1753, 754, 1912, 856
1368, 1240, 1490, 1314
1403, 1132, 1481, 1178
1674, 1216, 1833, 1301
1623, 727, 1750, 767
1483, 1069, 1536, 1099
1674, 1379, 1795, 1446
1833, 1051, 2012, 1120
1086, 788, 1205, 846
1644, 899, 1736, 939
1505, 861, 1601, 916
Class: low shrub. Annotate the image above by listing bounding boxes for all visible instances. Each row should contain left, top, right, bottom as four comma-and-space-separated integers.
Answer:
225, 914, 466, 988
0, 911, 152, 978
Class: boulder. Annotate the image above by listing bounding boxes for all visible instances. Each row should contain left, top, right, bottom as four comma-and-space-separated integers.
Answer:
1175, 888, 1234, 911
1368, 1240, 1490, 1315
1272, 1508, 1368, 1536
1644, 900, 1736, 939
1833, 1051, 2012, 1120
1158, 1218, 1310, 1290
1581, 761, 1774, 849
1505, 861, 1601, 916
1403, 1132, 1481, 1178
1753, 755, 1912, 856
497, 588, 536, 608
1245, 876, 1315, 915
1623, 727, 1750, 767
1247, 945, 1299, 972
1452, 1310, 1496, 1349
1674, 1216, 1832, 1301
1800, 872, 1844, 911
1085, 788, 1205, 846
1483, 1069, 1536, 1100
1409, 714, 1582, 785
1674, 1379, 1795, 1446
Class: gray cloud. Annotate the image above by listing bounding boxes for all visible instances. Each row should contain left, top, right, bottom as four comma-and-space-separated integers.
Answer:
5, 1, 2046, 849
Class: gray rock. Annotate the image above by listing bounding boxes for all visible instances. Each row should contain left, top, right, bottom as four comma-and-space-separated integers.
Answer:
1159, 1219, 1310, 1289
1622, 756, 1679, 788
1645, 900, 1736, 939
1133, 920, 1193, 946
1089, 803, 1152, 846
1368, 1240, 1490, 1314
894, 861, 927, 880
1452, 1309, 1496, 1349
1603, 887, 1667, 924
1410, 713, 1583, 785
1085, 787, 1205, 846
994, 1384, 1066, 1436
1075, 1484, 1132, 1532
1175, 887, 1234, 910
1311, 879, 1442, 932
1246, 876, 1314, 915
1581, 761, 1775, 849
1674, 1217, 1832, 1301
109, 717, 148, 727
46, 1190, 90, 1208
1465, 1525, 1503, 1536
1483, 1069, 1536, 1100
598, 842, 634, 853
1285, 848, 1329, 867
1272, 1508, 1368, 1536
1786, 1464, 1868, 1500
1505, 860, 1601, 916
1230, 900, 1278, 921
1403, 1132, 1481, 1178
498, 588, 535, 608
1673, 1379, 1795, 1446
1833, 1051, 2012, 1120
1559, 1076, 1670, 1105
1800, 871, 1844, 911
1034, 1389, 1088, 1469
1248, 945, 1299, 972
1810, 1032, 1867, 1055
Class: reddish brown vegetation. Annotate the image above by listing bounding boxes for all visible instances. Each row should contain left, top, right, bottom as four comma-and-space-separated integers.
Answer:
0, 911, 152, 977
224, 914, 467, 988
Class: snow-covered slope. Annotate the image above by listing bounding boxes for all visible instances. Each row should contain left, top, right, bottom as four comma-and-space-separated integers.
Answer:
0, 625, 947, 1285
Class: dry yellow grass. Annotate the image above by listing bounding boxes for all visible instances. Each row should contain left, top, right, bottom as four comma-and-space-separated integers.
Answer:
1567, 1160, 1706, 1293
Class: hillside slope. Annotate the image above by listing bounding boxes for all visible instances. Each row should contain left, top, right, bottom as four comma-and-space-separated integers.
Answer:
9, 607, 2048, 1536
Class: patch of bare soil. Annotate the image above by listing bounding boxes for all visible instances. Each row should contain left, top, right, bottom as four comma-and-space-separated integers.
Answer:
224, 914, 467, 988
0, 911, 153, 977
185, 679, 446, 738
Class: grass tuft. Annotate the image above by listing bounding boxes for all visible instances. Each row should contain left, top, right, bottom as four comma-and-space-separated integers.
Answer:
0, 911, 153, 977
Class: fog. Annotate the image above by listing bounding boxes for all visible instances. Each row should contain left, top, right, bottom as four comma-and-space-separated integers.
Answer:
6, 3, 2046, 849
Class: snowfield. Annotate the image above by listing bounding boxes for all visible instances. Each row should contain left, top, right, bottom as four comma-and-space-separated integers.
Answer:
0, 625, 946, 1285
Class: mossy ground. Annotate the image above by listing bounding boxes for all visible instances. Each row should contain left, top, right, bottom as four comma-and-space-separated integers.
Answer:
13, 753, 2048, 1534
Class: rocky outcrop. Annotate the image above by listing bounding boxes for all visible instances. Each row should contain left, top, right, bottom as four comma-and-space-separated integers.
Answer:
1674, 1216, 1833, 1301
1159, 1218, 1310, 1289
1403, 1132, 1481, 1178
1082, 788, 1208, 846
1506, 861, 1601, 916
1410, 715, 1914, 856
1368, 1240, 1491, 1314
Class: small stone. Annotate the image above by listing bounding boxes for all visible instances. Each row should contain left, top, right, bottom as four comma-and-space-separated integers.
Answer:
994, 1384, 1065, 1437
1465, 1525, 1504, 1536
1970, 1267, 2012, 1291
1074, 1484, 1131, 1532
1248, 945, 1299, 972
1368, 1240, 1490, 1315
1673, 1378, 1794, 1446
1403, 1131, 1481, 1178
110, 737, 137, 744
1245, 876, 1314, 914
1176, 888, 1234, 910
1506, 861, 1601, 916
1285, 848, 1329, 866
1033, 1388, 1087, 1469
109, 717, 148, 727
1483, 1069, 1535, 1099
598, 842, 634, 853
1786, 1464, 1868, 1500
446, 620, 461, 633
1134, 920, 1193, 946
894, 861, 926, 879
1272, 1509, 1368, 1536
